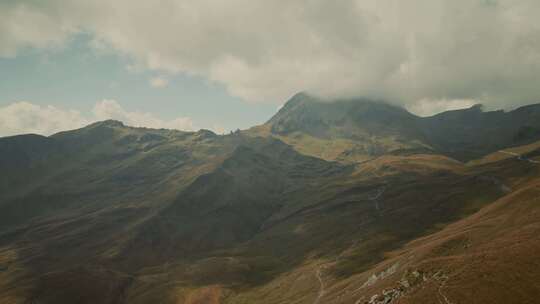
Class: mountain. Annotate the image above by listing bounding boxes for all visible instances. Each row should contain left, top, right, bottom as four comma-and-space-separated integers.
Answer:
1, 97, 540, 304
248, 93, 430, 162
421, 103, 540, 160
249, 93, 540, 162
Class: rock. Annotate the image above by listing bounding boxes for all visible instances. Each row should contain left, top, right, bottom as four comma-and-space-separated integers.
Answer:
361, 262, 400, 288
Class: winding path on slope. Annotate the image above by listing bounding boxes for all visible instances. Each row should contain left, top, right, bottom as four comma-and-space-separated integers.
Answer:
312, 250, 350, 304
498, 150, 540, 164
313, 266, 326, 304
369, 186, 386, 212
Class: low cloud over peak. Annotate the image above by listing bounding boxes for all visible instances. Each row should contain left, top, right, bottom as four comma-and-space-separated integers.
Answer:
2, 1, 540, 110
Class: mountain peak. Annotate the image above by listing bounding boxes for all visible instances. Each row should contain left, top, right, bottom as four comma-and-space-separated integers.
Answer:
88, 119, 125, 128
267, 94, 414, 135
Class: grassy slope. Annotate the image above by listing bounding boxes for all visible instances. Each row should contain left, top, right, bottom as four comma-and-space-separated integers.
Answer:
276, 147, 540, 304
245, 124, 426, 163
130, 154, 507, 303
1, 123, 539, 303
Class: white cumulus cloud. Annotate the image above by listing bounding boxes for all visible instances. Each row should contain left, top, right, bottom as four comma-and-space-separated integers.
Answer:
2, 1, 540, 110
0, 102, 90, 136
0, 100, 195, 137
92, 99, 194, 130
407, 98, 478, 117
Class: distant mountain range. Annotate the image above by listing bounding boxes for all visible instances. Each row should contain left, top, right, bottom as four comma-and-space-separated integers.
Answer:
1, 94, 540, 304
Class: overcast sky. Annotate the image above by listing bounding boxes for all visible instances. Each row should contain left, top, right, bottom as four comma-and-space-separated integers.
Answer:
1, 0, 540, 136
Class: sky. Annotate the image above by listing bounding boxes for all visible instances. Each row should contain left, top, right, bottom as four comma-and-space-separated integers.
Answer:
1, 0, 540, 136
0, 33, 278, 135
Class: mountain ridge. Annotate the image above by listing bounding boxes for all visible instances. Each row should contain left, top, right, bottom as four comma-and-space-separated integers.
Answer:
1, 96, 540, 303
253, 93, 540, 162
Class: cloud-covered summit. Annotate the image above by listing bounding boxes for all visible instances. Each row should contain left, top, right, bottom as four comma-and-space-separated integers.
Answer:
2, 0, 540, 111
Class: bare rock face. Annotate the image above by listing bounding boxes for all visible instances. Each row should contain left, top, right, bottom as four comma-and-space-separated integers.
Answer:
363, 269, 426, 304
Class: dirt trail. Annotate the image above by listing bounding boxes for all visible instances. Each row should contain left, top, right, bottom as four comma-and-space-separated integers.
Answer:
313, 266, 325, 304
369, 186, 386, 212
498, 150, 540, 164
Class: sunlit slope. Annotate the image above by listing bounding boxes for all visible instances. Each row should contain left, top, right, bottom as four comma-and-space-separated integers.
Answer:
311, 151, 540, 304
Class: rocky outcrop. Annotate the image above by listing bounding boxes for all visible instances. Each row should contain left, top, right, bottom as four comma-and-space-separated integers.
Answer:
362, 269, 427, 304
